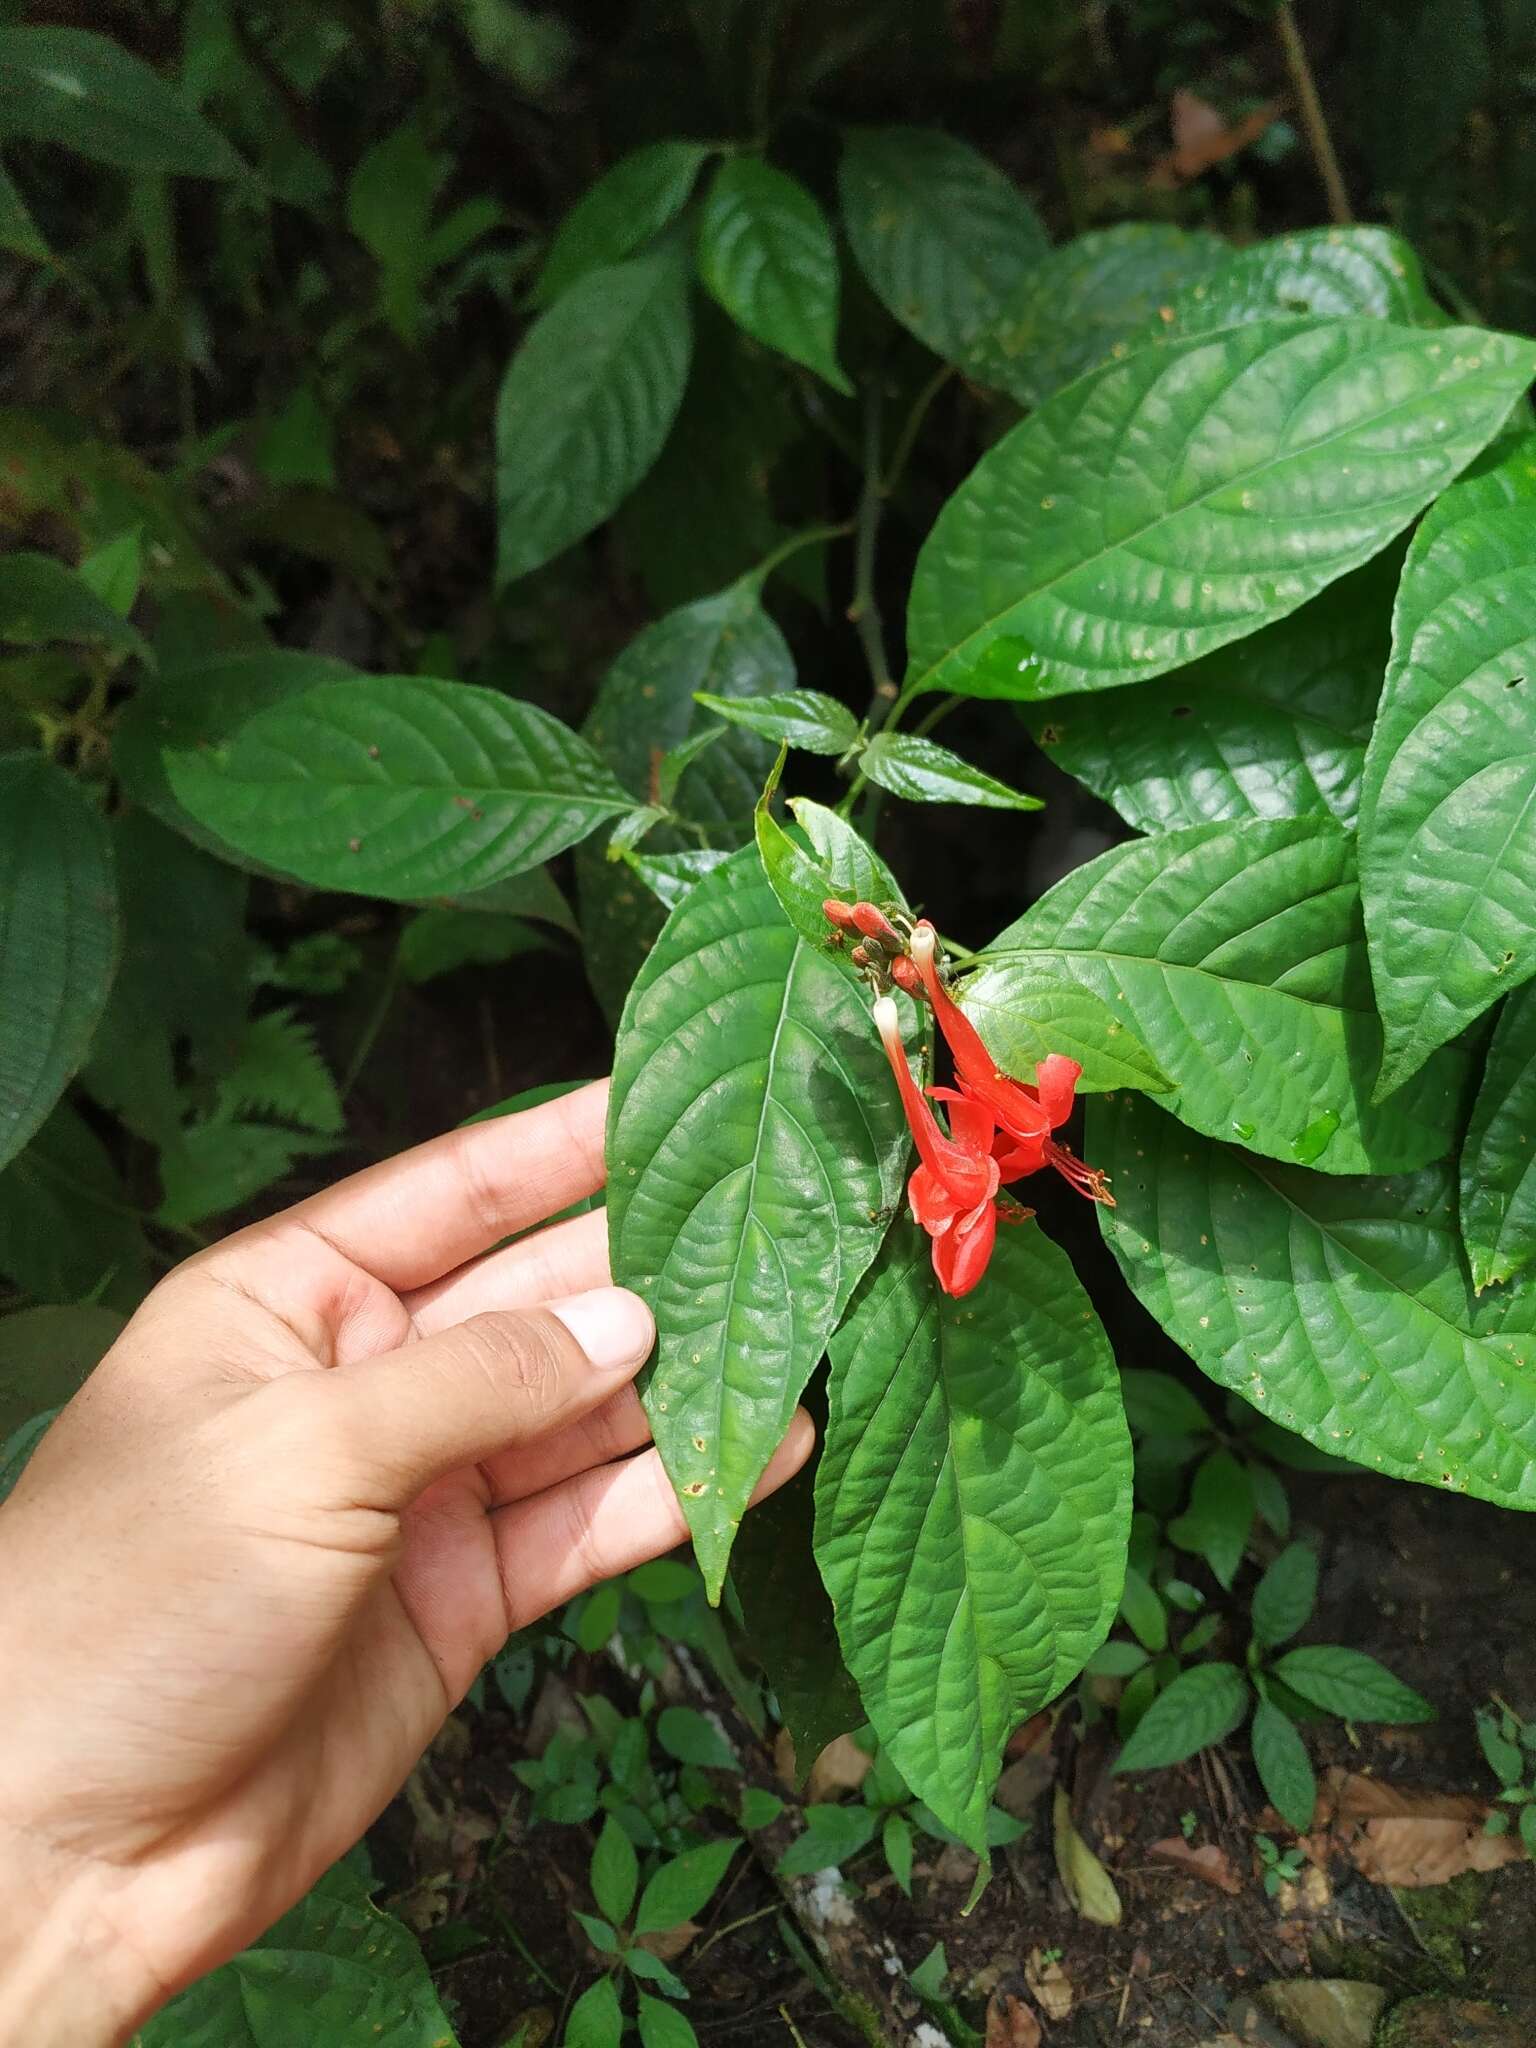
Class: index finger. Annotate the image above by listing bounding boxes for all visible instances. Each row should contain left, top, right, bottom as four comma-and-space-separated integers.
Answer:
240, 1079, 610, 1293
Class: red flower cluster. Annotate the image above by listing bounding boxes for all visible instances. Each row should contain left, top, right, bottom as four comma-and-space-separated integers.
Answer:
827, 900, 1113, 1298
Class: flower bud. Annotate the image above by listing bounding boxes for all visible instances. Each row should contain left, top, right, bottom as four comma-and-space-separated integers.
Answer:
823, 899, 860, 932
850, 943, 873, 969
852, 902, 902, 946
890, 956, 924, 998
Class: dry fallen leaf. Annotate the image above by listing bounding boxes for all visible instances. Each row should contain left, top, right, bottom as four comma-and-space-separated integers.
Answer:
1148, 86, 1284, 186
805, 1732, 874, 1803
1025, 1948, 1073, 2022
1305, 1767, 1526, 1888
1053, 1787, 1123, 1926
985, 1987, 1042, 2048
1147, 1836, 1242, 1895
634, 1921, 700, 1963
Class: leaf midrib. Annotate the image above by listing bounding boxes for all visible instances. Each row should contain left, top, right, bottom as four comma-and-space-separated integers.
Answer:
911, 323, 1511, 692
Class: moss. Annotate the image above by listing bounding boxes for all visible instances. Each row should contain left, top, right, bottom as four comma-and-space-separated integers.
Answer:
1391, 1872, 1497, 1985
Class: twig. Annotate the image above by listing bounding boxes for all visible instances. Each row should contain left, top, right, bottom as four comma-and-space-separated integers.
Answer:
847, 383, 896, 710
1274, 2, 1352, 224
748, 519, 856, 588
881, 364, 952, 503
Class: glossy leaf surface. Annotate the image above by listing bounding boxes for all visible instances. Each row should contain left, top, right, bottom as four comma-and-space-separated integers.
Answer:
1112, 1662, 1250, 1772
814, 1219, 1131, 1849
965, 818, 1463, 1175
694, 688, 859, 756
1093, 1089, 1536, 1511
906, 319, 1536, 702
533, 140, 710, 305
858, 732, 1041, 809
696, 157, 850, 393
1145, 226, 1441, 347
1461, 982, 1536, 1291
608, 850, 909, 1597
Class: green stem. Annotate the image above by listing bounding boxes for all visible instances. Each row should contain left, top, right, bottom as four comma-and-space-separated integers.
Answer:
910, 694, 960, 740
748, 518, 855, 588
689, 1900, 781, 1964
342, 945, 402, 1100
482, 1893, 562, 1997
848, 382, 895, 712
881, 363, 952, 502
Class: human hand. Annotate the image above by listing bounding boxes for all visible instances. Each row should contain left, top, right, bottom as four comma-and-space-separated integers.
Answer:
0, 1081, 812, 2045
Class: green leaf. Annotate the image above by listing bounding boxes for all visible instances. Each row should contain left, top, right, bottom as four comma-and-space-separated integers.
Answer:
696, 157, 850, 394
0, 551, 148, 662
656, 725, 725, 808
1462, 983, 1536, 1291
0, 755, 119, 1172
535, 141, 711, 306
1027, 554, 1395, 832
1145, 227, 1442, 347
1270, 1646, 1435, 1724
78, 529, 142, 618
1250, 1543, 1319, 1649
883, 1811, 915, 1895
624, 1951, 689, 1998
626, 1558, 699, 1604
565, 1973, 624, 2048
590, 1817, 639, 1927
0, 1407, 55, 1505
608, 848, 908, 1596
1085, 1638, 1151, 1678
858, 733, 1041, 810
0, 26, 246, 180
728, 1458, 863, 1780
1250, 1697, 1317, 1832
904, 319, 1536, 703
636, 1992, 699, 2048
776, 1803, 879, 1878
216, 1010, 343, 1134
1167, 1449, 1253, 1591
574, 1911, 620, 1956
496, 242, 693, 585
633, 1840, 738, 1935
946, 977, 1171, 1098
1360, 435, 1536, 1096
166, 676, 631, 900
815, 1218, 1133, 1850
157, 1122, 335, 1230
694, 689, 860, 757
908, 1942, 949, 1999
741, 1787, 785, 1830
794, 797, 903, 905
975, 222, 1228, 410
1476, 1707, 1525, 1786
655, 1706, 736, 1772
965, 818, 1463, 1175
135, 1858, 460, 2046
399, 908, 550, 984
837, 126, 1048, 384
1119, 1370, 1212, 1438
0, 1302, 121, 1435
1247, 1457, 1292, 1540
0, 159, 47, 263
629, 850, 730, 912
1093, 1089, 1536, 1511
1112, 1662, 1251, 1773
1118, 1566, 1167, 1654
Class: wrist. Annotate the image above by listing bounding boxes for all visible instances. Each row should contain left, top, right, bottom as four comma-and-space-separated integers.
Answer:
0, 1832, 163, 2047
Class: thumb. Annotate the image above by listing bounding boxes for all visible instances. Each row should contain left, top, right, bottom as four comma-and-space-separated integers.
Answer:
294, 1287, 656, 1505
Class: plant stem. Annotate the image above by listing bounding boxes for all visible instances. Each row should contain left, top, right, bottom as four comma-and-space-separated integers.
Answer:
342, 945, 402, 1100
881, 363, 952, 502
1274, 1, 1352, 225
749, 518, 855, 588
848, 382, 896, 711
690, 1900, 781, 1964
482, 1893, 562, 1996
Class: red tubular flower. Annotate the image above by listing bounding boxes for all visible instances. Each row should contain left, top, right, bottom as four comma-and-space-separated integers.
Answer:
873, 997, 1001, 1297
823, 898, 860, 933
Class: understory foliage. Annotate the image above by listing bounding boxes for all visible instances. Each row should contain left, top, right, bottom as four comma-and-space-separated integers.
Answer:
5, 3, 1536, 2041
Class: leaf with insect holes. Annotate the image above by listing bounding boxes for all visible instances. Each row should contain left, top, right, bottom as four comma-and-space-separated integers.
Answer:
858, 733, 1041, 810
815, 1219, 1132, 1852
905, 318, 1536, 702
1139, 226, 1444, 348
496, 240, 693, 584
1361, 436, 1536, 1097
1270, 1646, 1435, 1723
1092, 1089, 1536, 1511
533, 140, 711, 305
1027, 553, 1395, 832
0, 26, 246, 179
165, 675, 632, 900
694, 688, 860, 757
697, 157, 850, 393
1251, 1543, 1319, 1649
837, 126, 1048, 384
0, 755, 119, 1173
1113, 1662, 1251, 1773
973, 222, 1227, 409
1462, 982, 1536, 1292
1250, 1697, 1317, 1831
964, 817, 1465, 1175
607, 848, 909, 1597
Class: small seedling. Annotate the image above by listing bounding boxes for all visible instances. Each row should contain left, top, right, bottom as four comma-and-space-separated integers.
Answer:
1253, 1832, 1307, 1898
1476, 1697, 1536, 1853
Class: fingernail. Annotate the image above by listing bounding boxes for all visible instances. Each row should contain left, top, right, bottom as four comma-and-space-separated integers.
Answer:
549, 1287, 655, 1374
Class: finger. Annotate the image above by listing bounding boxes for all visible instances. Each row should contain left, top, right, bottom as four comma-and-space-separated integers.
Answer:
405, 1207, 611, 1336
478, 1381, 652, 1506
283, 1284, 654, 1505
492, 1410, 816, 1629
228, 1080, 609, 1294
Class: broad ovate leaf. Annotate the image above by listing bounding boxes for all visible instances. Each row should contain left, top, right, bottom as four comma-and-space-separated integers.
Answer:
533, 140, 711, 305
1112, 1663, 1250, 1773
837, 126, 1048, 384
965, 818, 1463, 1175
858, 732, 1041, 810
1360, 436, 1536, 1096
165, 674, 631, 899
1027, 553, 1395, 830
0, 754, 119, 1172
814, 1218, 1132, 1850
693, 687, 860, 757
608, 849, 909, 1597
496, 241, 693, 585
1093, 1089, 1536, 1511
1145, 226, 1442, 347
696, 156, 850, 394
0, 25, 245, 179
906, 318, 1536, 702
1461, 981, 1536, 1292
